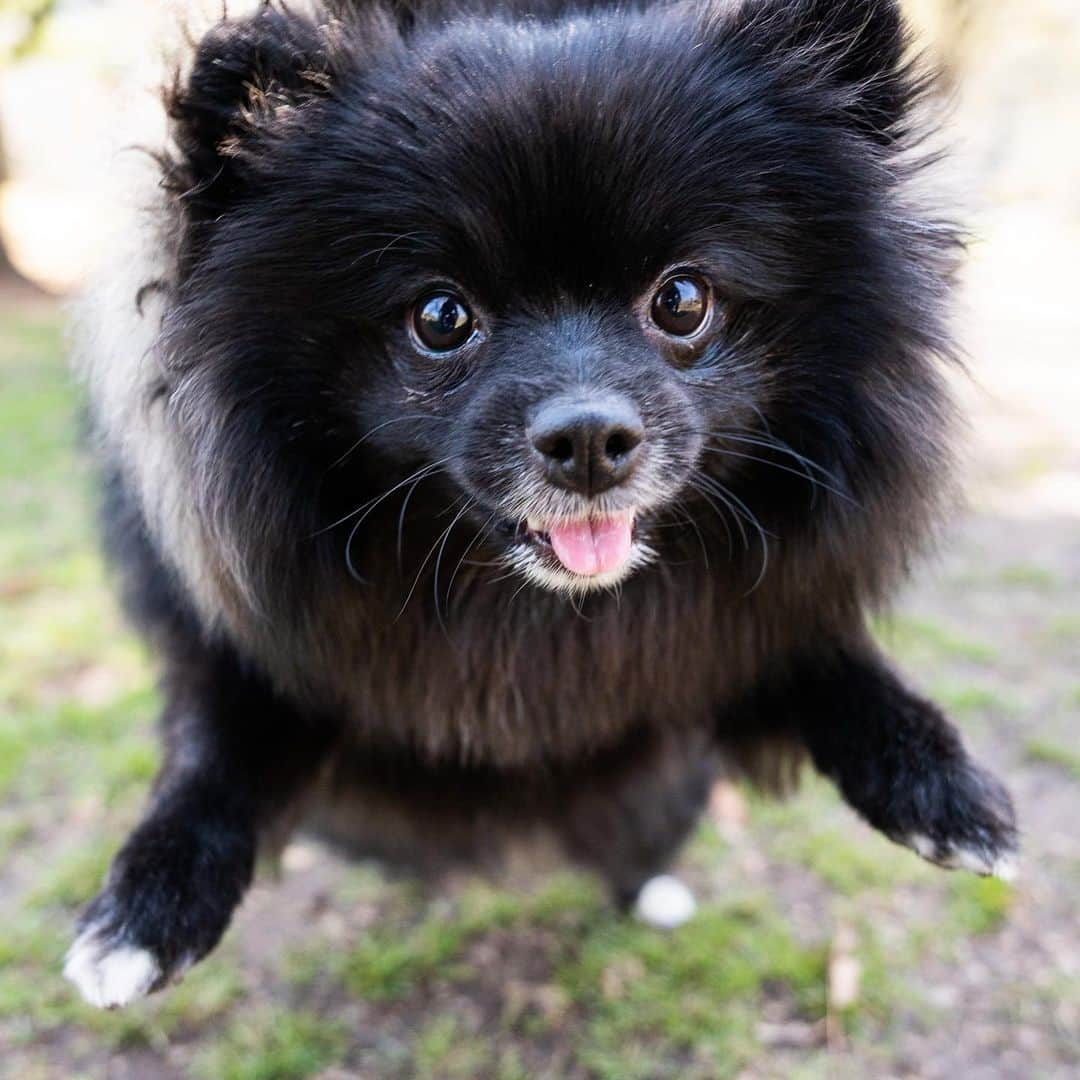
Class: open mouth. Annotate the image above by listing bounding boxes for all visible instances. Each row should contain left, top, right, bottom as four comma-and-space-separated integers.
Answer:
501, 510, 640, 579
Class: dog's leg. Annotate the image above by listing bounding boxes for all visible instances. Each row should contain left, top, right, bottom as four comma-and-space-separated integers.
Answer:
744, 642, 1018, 877
557, 730, 716, 927
64, 650, 333, 1008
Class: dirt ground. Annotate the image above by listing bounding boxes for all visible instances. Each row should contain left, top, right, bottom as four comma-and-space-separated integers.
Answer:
0, 2, 1078, 1078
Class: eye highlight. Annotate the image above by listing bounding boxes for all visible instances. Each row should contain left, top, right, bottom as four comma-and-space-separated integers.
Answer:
411, 291, 475, 352
650, 275, 710, 337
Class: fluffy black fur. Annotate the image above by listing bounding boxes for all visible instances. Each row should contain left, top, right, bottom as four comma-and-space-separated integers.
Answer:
70, 0, 1017, 1003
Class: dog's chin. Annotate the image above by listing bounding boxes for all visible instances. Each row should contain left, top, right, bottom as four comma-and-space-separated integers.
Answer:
496, 508, 657, 594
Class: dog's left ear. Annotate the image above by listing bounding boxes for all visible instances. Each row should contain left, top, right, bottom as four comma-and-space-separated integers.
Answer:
164, 7, 347, 238
721, 0, 917, 144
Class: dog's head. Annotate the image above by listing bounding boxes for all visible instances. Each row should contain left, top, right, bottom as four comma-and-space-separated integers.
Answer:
157, 0, 958, 604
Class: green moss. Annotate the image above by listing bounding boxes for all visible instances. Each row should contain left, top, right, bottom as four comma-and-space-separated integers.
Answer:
193, 1009, 346, 1080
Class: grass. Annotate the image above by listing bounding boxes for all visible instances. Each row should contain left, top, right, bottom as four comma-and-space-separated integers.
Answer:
285, 874, 604, 1002
286, 873, 841, 1077
412, 1014, 494, 1080
746, 776, 932, 893
929, 682, 1008, 720
945, 876, 1015, 936
27, 834, 120, 910
1024, 739, 1080, 781
557, 896, 827, 1080
994, 564, 1058, 589
874, 614, 997, 667
193, 1010, 347, 1080
1041, 615, 1080, 645
771, 827, 929, 893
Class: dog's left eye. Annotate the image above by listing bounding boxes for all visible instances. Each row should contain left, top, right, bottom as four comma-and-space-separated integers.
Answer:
650, 275, 710, 337
411, 292, 475, 352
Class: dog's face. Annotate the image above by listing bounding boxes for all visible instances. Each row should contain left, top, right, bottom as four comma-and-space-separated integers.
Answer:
350, 144, 758, 593
162, 0, 956, 603
388, 273, 712, 592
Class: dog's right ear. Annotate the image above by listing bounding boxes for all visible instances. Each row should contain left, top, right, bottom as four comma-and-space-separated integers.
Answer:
718, 0, 918, 145
165, 7, 341, 225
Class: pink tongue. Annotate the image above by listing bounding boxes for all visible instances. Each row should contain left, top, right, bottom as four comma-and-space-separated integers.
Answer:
547, 516, 633, 576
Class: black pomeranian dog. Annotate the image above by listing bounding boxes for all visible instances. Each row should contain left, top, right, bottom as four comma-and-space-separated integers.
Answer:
67, 0, 1017, 1008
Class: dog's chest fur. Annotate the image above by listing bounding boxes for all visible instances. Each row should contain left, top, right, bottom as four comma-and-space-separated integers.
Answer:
303, 565, 738, 768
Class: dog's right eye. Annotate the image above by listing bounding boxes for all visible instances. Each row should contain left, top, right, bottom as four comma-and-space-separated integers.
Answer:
411, 292, 475, 352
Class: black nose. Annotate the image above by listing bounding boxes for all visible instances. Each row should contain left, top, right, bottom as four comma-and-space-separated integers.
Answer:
529, 397, 644, 496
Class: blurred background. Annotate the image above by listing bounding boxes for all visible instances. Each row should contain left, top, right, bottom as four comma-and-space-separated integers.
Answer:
0, 1, 1077, 1077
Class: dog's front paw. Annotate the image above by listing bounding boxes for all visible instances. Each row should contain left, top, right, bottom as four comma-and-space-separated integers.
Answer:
891, 758, 1018, 880
63, 924, 164, 1009
63, 885, 193, 1009
63, 810, 254, 1008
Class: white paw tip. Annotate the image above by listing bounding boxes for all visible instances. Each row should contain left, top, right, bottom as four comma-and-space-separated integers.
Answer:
64, 932, 160, 1009
905, 834, 1018, 881
990, 853, 1019, 883
907, 833, 937, 860
633, 874, 697, 929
